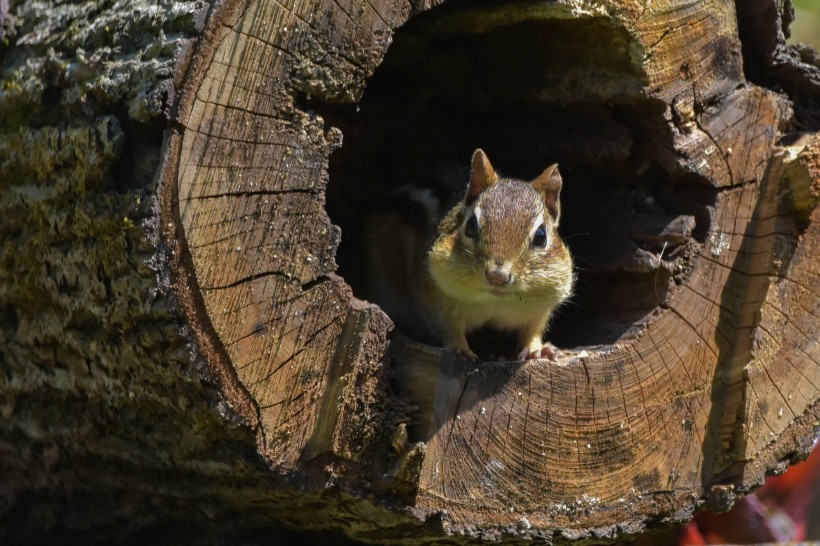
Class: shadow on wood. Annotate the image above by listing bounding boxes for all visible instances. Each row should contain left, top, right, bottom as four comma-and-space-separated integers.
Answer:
157, 0, 820, 541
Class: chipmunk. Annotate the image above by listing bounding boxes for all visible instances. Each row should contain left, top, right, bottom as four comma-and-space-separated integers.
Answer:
364, 149, 574, 361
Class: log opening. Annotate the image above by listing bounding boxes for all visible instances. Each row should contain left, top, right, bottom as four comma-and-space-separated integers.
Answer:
157, 0, 820, 539
323, 1, 714, 350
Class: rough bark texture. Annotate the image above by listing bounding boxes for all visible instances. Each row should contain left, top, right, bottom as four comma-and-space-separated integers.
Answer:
1, 0, 819, 544
0, 1, 416, 544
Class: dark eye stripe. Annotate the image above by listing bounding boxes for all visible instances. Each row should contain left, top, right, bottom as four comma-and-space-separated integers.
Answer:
532, 224, 547, 247
465, 213, 479, 238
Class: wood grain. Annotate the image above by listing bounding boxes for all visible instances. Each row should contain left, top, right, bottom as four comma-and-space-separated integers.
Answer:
158, 0, 819, 539
165, 0, 411, 469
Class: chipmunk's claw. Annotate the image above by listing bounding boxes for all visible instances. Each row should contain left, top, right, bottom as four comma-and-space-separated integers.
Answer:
457, 349, 480, 363
519, 342, 559, 362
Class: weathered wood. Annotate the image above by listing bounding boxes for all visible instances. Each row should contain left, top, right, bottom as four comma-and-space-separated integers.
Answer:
1, 0, 818, 542
158, 0, 820, 541
162, 0, 410, 476
0, 1, 425, 543
0, 1, 323, 543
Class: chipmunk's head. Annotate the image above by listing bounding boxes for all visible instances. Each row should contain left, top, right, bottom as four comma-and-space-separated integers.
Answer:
429, 149, 573, 303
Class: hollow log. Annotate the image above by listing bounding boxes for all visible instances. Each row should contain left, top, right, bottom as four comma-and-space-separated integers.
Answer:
1, 0, 819, 543
160, 0, 820, 537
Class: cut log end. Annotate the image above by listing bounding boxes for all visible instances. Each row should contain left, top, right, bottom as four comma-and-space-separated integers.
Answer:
157, 0, 820, 541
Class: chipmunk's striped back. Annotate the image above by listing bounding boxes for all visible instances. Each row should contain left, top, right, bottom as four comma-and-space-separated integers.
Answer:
363, 185, 444, 343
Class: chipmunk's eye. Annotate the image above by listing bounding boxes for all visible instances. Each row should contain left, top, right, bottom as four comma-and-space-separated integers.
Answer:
532, 224, 548, 247
464, 213, 479, 238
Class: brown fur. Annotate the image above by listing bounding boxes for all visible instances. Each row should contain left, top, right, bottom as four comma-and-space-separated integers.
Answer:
365, 150, 574, 360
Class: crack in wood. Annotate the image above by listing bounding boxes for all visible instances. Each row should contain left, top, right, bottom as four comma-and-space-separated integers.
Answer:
186, 187, 320, 201
154, 0, 820, 537
300, 305, 369, 462
200, 269, 300, 291
442, 362, 474, 458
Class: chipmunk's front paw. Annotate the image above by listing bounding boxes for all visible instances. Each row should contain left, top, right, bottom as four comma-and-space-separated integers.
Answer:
456, 348, 480, 363
444, 336, 479, 362
518, 342, 559, 362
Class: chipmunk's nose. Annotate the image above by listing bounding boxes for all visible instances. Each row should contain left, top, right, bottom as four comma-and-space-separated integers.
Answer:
485, 261, 513, 286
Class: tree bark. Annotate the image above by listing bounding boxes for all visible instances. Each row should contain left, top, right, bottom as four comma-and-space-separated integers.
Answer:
1, 0, 819, 544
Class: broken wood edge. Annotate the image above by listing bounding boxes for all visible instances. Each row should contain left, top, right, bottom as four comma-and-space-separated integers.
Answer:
156, 0, 273, 434
398, 135, 820, 538
155, 0, 411, 484
157, 0, 342, 442
405, 396, 820, 543
157, 126, 261, 431
737, 133, 820, 490
781, 132, 820, 220
153, 0, 820, 540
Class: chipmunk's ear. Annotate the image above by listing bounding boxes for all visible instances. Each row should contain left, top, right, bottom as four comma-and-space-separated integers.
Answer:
466, 149, 498, 204
532, 163, 563, 224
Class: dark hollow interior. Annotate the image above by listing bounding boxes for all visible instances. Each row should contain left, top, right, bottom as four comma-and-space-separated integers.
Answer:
320, 0, 715, 352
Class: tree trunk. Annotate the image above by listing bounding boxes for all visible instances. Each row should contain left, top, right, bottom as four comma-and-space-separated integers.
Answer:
2, 0, 819, 544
